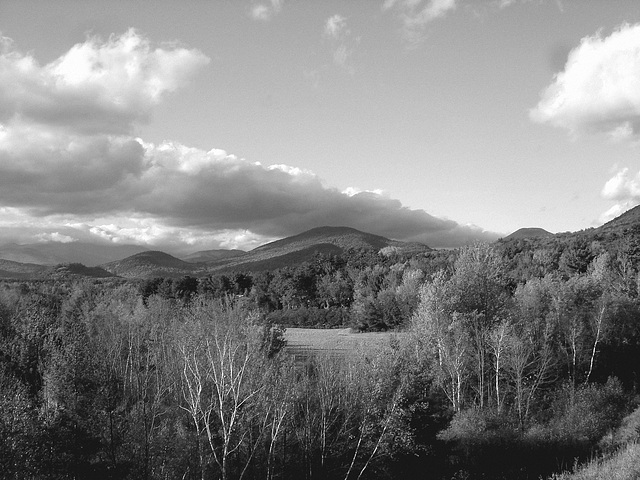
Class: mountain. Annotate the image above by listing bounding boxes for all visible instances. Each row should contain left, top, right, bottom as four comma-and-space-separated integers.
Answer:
181, 249, 246, 264
251, 226, 429, 257
97, 226, 432, 278
597, 204, 640, 233
207, 226, 431, 273
0, 259, 48, 279
46, 263, 116, 280
101, 251, 203, 279
0, 242, 148, 266
504, 227, 554, 241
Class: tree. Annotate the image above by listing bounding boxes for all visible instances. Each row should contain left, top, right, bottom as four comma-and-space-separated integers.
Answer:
448, 243, 510, 408
412, 272, 469, 412
179, 301, 268, 480
509, 276, 558, 425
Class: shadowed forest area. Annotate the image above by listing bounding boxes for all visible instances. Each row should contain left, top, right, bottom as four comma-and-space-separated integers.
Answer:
3, 229, 640, 479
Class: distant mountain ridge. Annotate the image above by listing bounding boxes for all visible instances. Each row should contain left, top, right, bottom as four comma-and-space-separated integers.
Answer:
10, 205, 640, 281
504, 227, 554, 240
97, 226, 432, 278
181, 249, 247, 264
0, 259, 48, 279
101, 251, 202, 279
251, 226, 429, 256
0, 242, 148, 266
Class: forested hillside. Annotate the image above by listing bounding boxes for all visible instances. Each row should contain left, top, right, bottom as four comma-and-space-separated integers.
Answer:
3, 212, 640, 478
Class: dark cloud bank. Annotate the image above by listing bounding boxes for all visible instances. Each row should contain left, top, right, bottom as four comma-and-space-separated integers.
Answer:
0, 29, 498, 250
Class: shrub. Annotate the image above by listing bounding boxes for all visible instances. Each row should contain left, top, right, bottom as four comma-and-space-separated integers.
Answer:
549, 378, 628, 444
604, 403, 640, 449
438, 408, 518, 451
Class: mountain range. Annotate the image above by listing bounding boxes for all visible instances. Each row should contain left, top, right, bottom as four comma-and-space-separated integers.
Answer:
0, 242, 148, 266
2, 205, 640, 280
0, 226, 432, 280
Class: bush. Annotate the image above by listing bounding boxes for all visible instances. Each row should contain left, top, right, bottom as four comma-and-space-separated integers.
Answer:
438, 408, 518, 452
549, 378, 628, 444
603, 403, 640, 449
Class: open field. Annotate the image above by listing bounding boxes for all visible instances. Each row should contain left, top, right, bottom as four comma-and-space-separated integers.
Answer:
284, 327, 401, 362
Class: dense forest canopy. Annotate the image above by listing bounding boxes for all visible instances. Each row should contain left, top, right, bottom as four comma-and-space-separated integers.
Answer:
3, 222, 640, 479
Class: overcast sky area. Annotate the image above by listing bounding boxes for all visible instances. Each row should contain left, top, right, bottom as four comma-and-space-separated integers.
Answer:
2, 1, 640, 253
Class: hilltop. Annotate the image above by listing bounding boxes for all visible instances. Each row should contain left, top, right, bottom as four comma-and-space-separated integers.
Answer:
97, 226, 431, 278
504, 227, 554, 241
252, 226, 428, 255
597, 204, 640, 233
0, 259, 48, 279
9, 204, 640, 281
181, 249, 247, 264
101, 251, 203, 279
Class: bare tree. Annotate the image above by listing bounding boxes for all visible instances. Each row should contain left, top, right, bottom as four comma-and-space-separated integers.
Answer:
488, 319, 510, 413
412, 274, 470, 412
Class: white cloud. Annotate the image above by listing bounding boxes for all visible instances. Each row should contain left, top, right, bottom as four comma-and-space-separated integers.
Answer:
599, 202, 634, 224
35, 232, 77, 243
383, 0, 457, 44
602, 168, 640, 201
0, 29, 497, 251
0, 133, 498, 248
250, 0, 283, 21
324, 14, 348, 39
496, 0, 516, 8
598, 167, 640, 224
322, 14, 357, 71
333, 45, 351, 68
267, 164, 315, 178
342, 187, 385, 197
531, 23, 640, 139
0, 29, 209, 135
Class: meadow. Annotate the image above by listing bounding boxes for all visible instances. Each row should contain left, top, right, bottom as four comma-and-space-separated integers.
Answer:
284, 327, 399, 362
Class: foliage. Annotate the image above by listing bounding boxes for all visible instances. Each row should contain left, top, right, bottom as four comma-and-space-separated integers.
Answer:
4, 232, 640, 479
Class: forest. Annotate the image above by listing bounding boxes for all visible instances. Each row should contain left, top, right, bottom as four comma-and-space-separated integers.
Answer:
2, 225, 640, 480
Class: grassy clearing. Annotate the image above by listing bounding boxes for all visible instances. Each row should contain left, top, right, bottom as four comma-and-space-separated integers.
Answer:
284, 327, 399, 361
549, 442, 640, 480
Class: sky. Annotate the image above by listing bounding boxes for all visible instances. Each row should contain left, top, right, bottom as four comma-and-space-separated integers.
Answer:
2, 0, 640, 254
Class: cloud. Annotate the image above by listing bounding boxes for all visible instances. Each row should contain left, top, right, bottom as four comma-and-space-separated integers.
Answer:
0, 30, 497, 251
531, 23, 640, 140
602, 168, 640, 201
383, 0, 457, 44
250, 0, 283, 21
496, 0, 516, 8
598, 168, 640, 223
0, 124, 146, 215
322, 14, 357, 71
324, 14, 348, 39
0, 133, 497, 248
35, 232, 77, 243
133, 143, 499, 247
0, 29, 209, 135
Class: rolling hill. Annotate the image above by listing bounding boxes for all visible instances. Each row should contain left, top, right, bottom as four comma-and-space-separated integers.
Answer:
504, 227, 554, 240
46, 263, 116, 279
251, 226, 429, 255
597, 204, 640, 233
181, 249, 247, 264
203, 226, 431, 273
0, 259, 48, 279
21, 207, 640, 281
101, 251, 204, 279
96, 226, 432, 278
0, 242, 148, 266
